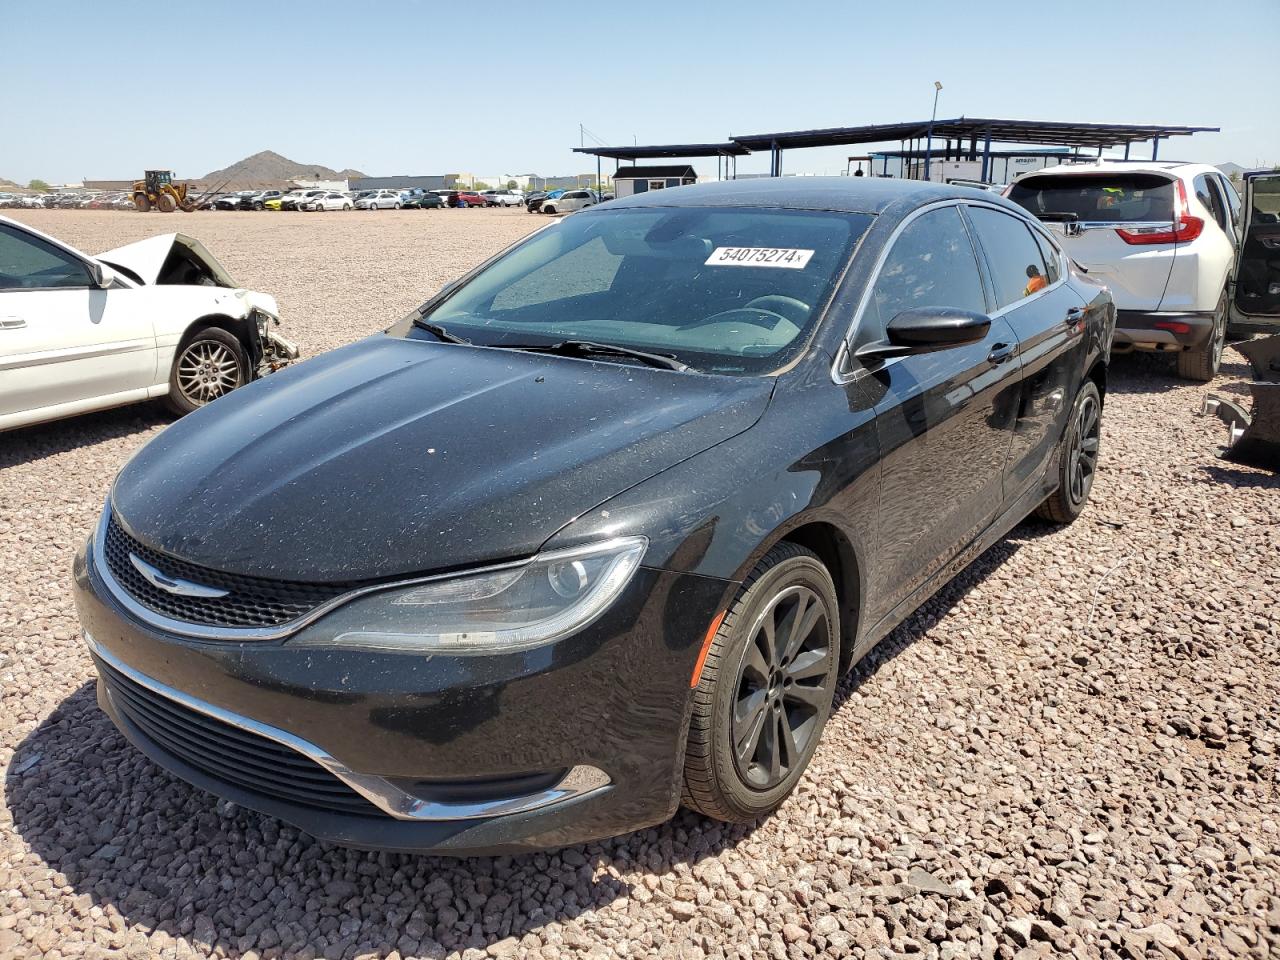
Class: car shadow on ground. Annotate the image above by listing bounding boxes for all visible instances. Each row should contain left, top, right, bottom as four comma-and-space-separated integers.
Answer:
3, 519, 1044, 959
0, 403, 170, 469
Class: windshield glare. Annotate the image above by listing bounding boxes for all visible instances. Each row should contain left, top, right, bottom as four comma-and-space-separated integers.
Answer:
418, 206, 869, 374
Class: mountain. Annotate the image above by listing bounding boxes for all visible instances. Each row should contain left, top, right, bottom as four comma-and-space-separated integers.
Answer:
201, 150, 366, 187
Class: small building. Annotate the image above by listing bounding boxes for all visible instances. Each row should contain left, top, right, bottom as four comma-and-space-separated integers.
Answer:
612, 165, 697, 199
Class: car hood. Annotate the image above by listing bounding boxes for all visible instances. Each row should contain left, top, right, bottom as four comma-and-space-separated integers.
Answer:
111, 335, 773, 582
97, 233, 237, 287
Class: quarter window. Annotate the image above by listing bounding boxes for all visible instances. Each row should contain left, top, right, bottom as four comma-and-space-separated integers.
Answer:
1030, 228, 1061, 285
865, 205, 987, 332
966, 207, 1051, 309
0, 224, 91, 290
1194, 175, 1228, 232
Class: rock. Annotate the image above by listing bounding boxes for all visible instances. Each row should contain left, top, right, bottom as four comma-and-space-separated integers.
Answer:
907, 867, 961, 898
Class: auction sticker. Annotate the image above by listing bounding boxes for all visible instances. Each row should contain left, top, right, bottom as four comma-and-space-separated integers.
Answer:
705, 247, 814, 269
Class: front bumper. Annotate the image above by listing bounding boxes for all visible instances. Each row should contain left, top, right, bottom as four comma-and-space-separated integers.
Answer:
73, 537, 727, 854
1113, 310, 1214, 352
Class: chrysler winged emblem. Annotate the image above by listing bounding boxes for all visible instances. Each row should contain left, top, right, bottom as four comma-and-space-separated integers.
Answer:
129, 553, 230, 599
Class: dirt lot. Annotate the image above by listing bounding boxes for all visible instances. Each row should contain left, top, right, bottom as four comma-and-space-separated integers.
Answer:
1, 209, 1277, 960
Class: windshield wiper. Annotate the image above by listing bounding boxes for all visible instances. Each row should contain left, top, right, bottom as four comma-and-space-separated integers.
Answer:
494, 340, 689, 372
412, 318, 471, 344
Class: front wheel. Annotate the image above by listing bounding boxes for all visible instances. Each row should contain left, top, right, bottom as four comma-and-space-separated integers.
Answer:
682, 543, 839, 823
165, 327, 248, 416
1034, 379, 1102, 524
1176, 290, 1227, 382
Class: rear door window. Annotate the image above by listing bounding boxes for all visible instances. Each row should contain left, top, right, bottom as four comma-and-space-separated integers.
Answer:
966, 207, 1053, 309
1008, 173, 1175, 223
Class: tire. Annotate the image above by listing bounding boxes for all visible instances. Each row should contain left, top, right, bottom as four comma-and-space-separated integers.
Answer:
1176, 290, 1227, 382
543, 205, 555, 215
155, 192, 177, 213
253, 202, 265, 210
343, 204, 351, 211
393, 203, 401, 209
133, 193, 151, 213
682, 543, 840, 823
164, 327, 249, 416
1034, 379, 1102, 524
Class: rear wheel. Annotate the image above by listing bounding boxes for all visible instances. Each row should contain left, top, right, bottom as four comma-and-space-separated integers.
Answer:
165, 327, 248, 416
133, 193, 151, 213
1035, 379, 1101, 524
1176, 290, 1227, 382
682, 543, 839, 823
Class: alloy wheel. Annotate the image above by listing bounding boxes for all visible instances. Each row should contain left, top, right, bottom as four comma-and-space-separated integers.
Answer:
176, 340, 242, 406
731, 585, 832, 790
1211, 295, 1227, 370
1067, 392, 1100, 506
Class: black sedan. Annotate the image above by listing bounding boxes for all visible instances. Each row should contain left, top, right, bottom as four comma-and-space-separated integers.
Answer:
73, 177, 1113, 855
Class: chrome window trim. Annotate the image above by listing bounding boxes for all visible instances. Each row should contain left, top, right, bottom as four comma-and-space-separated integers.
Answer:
91, 500, 534, 642
85, 630, 611, 821
830, 198, 1067, 385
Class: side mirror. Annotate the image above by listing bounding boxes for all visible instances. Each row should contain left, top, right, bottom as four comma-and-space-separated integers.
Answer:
855, 307, 990, 361
89, 262, 118, 289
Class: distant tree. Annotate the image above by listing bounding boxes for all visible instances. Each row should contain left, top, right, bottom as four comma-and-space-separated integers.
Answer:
472, 181, 492, 191
28, 178, 50, 191
506, 179, 518, 190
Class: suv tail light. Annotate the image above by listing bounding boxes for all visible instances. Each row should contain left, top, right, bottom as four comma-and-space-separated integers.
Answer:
1115, 180, 1203, 245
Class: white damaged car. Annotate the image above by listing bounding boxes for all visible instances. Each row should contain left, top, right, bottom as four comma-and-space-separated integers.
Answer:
0, 216, 298, 432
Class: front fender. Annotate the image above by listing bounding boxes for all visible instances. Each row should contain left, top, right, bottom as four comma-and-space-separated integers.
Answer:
545, 362, 881, 645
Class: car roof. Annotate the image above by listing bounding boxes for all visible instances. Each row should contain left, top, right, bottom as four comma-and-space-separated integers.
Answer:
1021, 160, 1223, 178
603, 175, 1003, 215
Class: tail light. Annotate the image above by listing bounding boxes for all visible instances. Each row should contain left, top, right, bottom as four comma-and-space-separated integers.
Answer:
1116, 180, 1203, 245
1154, 320, 1192, 335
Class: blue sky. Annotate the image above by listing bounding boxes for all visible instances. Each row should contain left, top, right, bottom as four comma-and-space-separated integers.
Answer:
5, 0, 1276, 185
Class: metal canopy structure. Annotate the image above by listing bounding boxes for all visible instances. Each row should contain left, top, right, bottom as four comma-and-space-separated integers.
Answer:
575, 117, 1219, 184
572, 142, 750, 182
736, 117, 1219, 178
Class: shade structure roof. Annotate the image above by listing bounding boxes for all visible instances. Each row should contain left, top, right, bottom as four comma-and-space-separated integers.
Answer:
572, 142, 751, 161
731, 117, 1219, 152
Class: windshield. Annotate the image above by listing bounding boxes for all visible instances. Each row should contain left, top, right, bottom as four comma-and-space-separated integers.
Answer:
1008, 172, 1175, 222
415, 206, 870, 374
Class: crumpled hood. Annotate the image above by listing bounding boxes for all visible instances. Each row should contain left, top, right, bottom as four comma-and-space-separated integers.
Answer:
97, 233, 237, 287
112, 335, 772, 582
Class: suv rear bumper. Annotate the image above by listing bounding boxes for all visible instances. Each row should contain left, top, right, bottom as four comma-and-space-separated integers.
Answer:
1113, 310, 1214, 352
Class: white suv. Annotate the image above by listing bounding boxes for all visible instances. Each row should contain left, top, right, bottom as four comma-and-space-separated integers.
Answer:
1008, 162, 1254, 380
482, 189, 525, 207
540, 189, 598, 215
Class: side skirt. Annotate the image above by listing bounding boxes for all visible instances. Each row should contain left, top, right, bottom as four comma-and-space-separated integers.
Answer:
845, 478, 1054, 670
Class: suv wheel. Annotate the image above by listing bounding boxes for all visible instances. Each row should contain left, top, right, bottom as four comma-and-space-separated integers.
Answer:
1176, 290, 1227, 382
682, 543, 839, 823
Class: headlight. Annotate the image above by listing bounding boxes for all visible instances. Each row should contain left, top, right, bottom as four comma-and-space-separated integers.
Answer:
288, 537, 647, 654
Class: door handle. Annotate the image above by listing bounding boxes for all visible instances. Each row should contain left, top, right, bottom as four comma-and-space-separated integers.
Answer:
987, 343, 1014, 365
1065, 306, 1086, 325
0, 316, 26, 329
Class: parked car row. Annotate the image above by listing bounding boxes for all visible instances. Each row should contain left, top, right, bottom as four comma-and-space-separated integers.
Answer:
0, 192, 137, 210
199, 187, 533, 212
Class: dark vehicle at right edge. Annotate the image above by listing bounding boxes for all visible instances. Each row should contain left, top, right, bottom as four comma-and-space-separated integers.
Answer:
75, 178, 1113, 855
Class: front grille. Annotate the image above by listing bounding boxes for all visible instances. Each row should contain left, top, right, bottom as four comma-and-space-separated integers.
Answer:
96, 655, 385, 817
102, 514, 353, 629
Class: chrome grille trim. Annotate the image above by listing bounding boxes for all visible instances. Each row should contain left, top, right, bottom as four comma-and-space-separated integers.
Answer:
86, 632, 611, 821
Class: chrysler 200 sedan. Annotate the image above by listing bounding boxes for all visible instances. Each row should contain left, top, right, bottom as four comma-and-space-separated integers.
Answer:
74, 178, 1113, 854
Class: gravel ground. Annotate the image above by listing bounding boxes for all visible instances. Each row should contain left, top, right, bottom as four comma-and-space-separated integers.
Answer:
1, 209, 1277, 960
